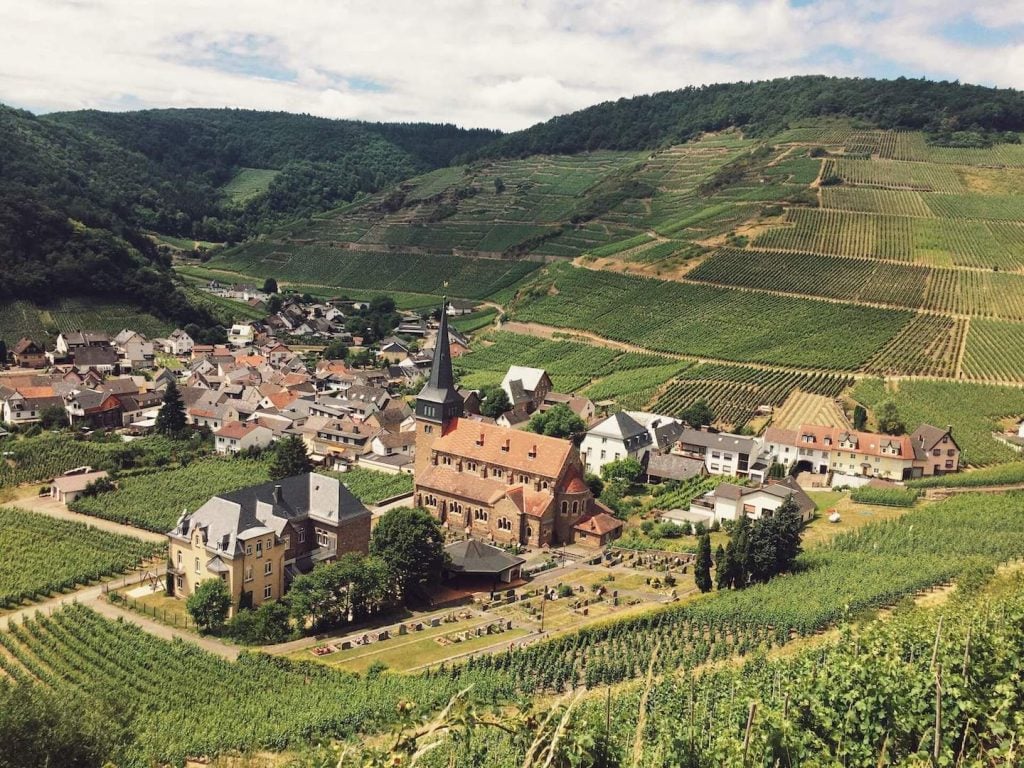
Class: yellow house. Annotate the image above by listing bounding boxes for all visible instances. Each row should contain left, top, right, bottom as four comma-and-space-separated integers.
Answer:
167, 472, 371, 611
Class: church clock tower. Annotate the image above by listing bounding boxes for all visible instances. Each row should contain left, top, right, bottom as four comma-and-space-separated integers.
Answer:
414, 302, 463, 477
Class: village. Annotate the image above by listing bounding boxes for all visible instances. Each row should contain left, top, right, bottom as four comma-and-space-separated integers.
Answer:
0, 293, 964, 672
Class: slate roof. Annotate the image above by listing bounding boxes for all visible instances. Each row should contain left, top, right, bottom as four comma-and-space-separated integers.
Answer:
645, 452, 706, 482
171, 473, 371, 555
444, 539, 525, 575
588, 411, 651, 443
74, 347, 119, 367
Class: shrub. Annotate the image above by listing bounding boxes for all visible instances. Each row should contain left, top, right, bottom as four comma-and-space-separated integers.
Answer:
850, 486, 920, 507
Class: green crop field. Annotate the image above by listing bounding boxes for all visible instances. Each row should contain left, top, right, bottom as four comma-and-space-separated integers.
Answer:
222, 167, 280, 202
0, 298, 172, 343
962, 318, 1024, 382
70, 457, 273, 532
329, 467, 413, 503
864, 313, 965, 377
209, 243, 540, 300
654, 364, 853, 428
513, 263, 910, 370
0, 507, 163, 608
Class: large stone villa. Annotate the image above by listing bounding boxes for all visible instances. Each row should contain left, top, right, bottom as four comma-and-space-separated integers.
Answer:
167, 472, 371, 609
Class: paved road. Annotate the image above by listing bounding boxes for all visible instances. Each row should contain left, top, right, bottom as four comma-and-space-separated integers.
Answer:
8, 494, 166, 543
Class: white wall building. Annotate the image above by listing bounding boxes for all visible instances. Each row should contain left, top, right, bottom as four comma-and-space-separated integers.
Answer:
581, 411, 653, 476
214, 421, 274, 455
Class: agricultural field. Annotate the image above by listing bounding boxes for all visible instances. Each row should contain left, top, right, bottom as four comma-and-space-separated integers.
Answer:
221, 167, 280, 203
771, 390, 850, 430
329, 468, 413, 504
69, 457, 273, 532
864, 313, 965, 377
210, 243, 540, 300
961, 318, 1024, 382
514, 263, 911, 370
654, 365, 853, 429
0, 298, 172, 343
450, 308, 498, 333
0, 433, 206, 490
852, 378, 1024, 466
455, 331, 680, 396
0, 507, 163, 609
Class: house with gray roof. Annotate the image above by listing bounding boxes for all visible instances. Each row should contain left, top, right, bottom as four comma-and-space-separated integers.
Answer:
167, 472, 371, 610
580, 411, 654, 475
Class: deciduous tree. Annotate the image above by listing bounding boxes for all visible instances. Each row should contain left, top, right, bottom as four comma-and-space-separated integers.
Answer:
186, 578, 231, 632
370, 507, 446, 596
527, 403, 584, 438
269, 435, 313, 480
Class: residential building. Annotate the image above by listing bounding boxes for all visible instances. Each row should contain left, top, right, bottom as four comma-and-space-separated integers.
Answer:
167, 473, 372, 609
50, 469, 109, 504
163, 329, 195, 356
764, 423, 960, 481
55, 331, 111, 358
0, 386, 64, 425
500, 366, 553, 417
228, 324, 256, 347
673, 477, 815, 526
580, 411, 653, 476
676, 428, 766, 482
214, 421, 275, 454
11, 338, 46, 368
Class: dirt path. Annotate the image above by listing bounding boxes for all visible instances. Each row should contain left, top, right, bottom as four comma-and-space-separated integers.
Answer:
8, 495, 166, 543
0, 564, 160, 631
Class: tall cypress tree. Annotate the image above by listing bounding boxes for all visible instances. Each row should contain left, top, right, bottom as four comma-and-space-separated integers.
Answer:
694, 533, 713, 593
154, 379, 186, 436
270, 435, 313, 480
715, 542, 733, 591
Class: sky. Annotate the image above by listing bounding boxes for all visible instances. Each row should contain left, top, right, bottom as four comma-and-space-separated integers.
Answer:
2, 1, 1024, 131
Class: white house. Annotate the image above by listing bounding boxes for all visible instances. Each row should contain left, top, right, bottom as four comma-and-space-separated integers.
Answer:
581, 411, 653, 476
663, 477, 815, 527
164, 329, 195, 356
50, 469, 110, 504
228, 324, 256, 348
676, 428, 767, 482
214, 421, 274, 455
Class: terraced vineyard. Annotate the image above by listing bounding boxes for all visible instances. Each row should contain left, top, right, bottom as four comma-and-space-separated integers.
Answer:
455, 331, 680, 396
514, 264, 910, 370
211, 243, 540, 300
654, 365, 853, 428
772, 390, 850, 430
864, 313, 965, 377
962, 318, 1024, 382
69, 457, 273, 532
0, 507, 163, 609
0, 298, 172, 342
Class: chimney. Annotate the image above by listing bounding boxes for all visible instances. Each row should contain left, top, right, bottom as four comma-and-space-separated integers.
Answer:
272, 484, 282, 504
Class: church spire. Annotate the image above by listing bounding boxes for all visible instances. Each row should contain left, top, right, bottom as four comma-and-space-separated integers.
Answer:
415, 298, 463, 425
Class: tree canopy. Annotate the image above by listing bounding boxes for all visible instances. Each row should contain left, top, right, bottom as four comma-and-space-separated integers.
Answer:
527, 403, 584, 438
155, 379, 186, 436
269, 435, 313, 480
369, 507, 446, 596
186, 578, 232, 632
478, 385, 511, 419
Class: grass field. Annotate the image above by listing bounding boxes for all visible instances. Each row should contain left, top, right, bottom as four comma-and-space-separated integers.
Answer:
222, 167, 280, 203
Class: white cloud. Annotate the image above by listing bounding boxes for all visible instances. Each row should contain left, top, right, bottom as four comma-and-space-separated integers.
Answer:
0, 0, 1021, 130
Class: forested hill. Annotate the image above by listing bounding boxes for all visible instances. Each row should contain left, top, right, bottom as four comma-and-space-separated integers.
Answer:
467, 76, 1024, 159
0, 104, 497, 331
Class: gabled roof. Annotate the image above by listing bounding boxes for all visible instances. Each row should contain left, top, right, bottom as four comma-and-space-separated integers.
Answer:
501, 366, 548, 400
588, 411, 650, 442
431, 418, 575, 479
444, 539, 524, 575
574, 511, 623, 536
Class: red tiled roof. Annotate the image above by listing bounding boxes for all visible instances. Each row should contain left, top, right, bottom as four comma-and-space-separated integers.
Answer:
574, 511, 623, 536
431, 418, 574, 479
215, 421, 258, 439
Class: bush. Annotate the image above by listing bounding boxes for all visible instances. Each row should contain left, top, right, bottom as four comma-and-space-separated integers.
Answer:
850, 486, 920, 507
186, 578, 232, 632
225, 599, 292, 644
557, 584, 574, 598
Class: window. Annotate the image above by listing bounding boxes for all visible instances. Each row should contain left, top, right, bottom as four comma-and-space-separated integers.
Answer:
561, 501, 569, 515
711, 451, 720, 459
194, 557, 200, 574
932, 449, 941, 456
267, 538, 272, 549
246, 544, 252, 555
572, 500, 579, 514
283, 535, 290, 549
947, 449, 955, 456
176, 551, 182, 566
473, 509, 488, 522
176, 575, 183, 589
424, 424, 433, 434
316, 529, 332, 547
600, 450, 606, 459
443, 456, 452, 465
256, 540, 263, 557
494, 468, 503, 478
297, 528, 305, 543
264, 561, 272, 575
263, 585, 272, 599
497, 517, 512, 531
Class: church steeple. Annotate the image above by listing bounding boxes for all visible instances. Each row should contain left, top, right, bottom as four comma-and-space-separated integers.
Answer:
415, 299, 463, 425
